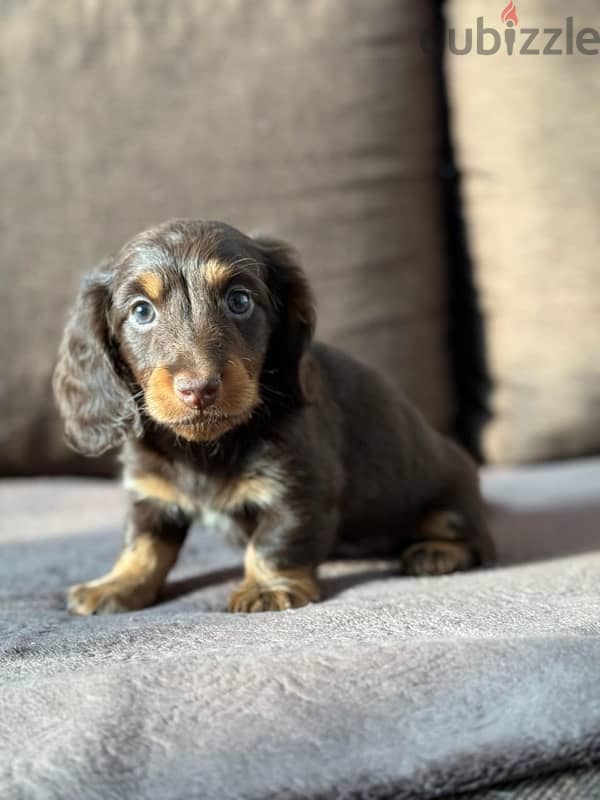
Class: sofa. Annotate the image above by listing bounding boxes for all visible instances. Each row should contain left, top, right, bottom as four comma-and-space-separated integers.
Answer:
1, 2, 599, 798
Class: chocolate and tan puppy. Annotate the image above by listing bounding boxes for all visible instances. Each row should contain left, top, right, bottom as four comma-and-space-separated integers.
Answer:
53, 219, 494, 614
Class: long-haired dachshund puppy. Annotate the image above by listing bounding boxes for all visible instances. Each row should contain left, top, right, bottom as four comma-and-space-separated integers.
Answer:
54, 219, 494, 614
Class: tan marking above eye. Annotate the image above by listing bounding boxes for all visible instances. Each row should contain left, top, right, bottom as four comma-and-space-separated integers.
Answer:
202, 258, 236, 289
138, 272, 164, 302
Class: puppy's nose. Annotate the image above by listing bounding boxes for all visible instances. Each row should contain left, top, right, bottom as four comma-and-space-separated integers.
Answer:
173, 373, 221, 409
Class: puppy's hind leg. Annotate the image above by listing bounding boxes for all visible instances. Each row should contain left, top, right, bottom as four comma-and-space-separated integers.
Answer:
401, 437, 496, 577
401, 510, 477, 576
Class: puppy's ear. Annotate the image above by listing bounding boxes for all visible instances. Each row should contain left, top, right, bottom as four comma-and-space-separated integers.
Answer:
53, 260, 141, 456
254, 235, 316, 402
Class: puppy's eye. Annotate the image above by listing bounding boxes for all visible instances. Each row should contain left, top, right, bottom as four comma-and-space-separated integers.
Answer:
131, 300, 157, 326
225, 288, 254, 319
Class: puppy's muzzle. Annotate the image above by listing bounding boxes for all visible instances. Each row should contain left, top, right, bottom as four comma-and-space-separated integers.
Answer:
173, 371, 221, 410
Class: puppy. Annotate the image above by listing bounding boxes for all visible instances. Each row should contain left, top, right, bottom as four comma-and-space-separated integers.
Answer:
53, 219, 494, 614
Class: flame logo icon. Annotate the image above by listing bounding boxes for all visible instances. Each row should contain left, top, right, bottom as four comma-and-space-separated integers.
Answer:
501, 1, 519, 26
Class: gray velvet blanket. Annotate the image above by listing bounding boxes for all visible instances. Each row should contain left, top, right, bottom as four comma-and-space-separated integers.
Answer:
2, 459, 600, 799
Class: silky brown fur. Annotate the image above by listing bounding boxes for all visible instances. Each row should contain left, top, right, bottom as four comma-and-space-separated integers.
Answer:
53, 219, 494, 615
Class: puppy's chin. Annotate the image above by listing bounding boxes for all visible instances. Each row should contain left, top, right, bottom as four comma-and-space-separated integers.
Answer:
167, 408, 257, 443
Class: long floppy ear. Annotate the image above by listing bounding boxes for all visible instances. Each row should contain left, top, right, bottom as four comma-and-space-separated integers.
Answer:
52, 260, 141, 456
254, 235, 316, 403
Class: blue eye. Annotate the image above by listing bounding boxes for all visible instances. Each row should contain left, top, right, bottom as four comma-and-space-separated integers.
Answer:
131, 300, 156, 325
225, 288, 254, 318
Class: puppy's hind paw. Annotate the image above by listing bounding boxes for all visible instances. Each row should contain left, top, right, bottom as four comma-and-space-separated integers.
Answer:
401, 540, 474, 577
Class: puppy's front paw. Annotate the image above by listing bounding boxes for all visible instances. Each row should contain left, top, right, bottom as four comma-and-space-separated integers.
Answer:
67, 577, 158, 615
401, 540, 473, 577
228, 577, 319, 613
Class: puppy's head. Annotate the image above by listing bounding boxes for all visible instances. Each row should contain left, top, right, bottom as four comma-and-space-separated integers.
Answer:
53, 220, 315, 455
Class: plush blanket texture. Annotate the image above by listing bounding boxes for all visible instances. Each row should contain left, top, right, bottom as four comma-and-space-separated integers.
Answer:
1, 459, 600, 800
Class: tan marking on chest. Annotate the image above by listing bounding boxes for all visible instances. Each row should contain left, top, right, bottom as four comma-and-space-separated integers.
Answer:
214, 472, 283, 513
126, 474, 197, 514
126, 462, 284, 518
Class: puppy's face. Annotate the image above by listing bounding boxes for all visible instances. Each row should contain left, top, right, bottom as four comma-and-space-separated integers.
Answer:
53, 220, 315, 454
112, 229, 273, 442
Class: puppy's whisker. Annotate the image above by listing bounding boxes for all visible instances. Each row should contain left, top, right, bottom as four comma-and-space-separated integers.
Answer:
259, 383, 287, 400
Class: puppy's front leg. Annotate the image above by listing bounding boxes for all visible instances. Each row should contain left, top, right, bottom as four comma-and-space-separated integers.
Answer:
67, 500, 190, 615
228, 507, 337, 613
